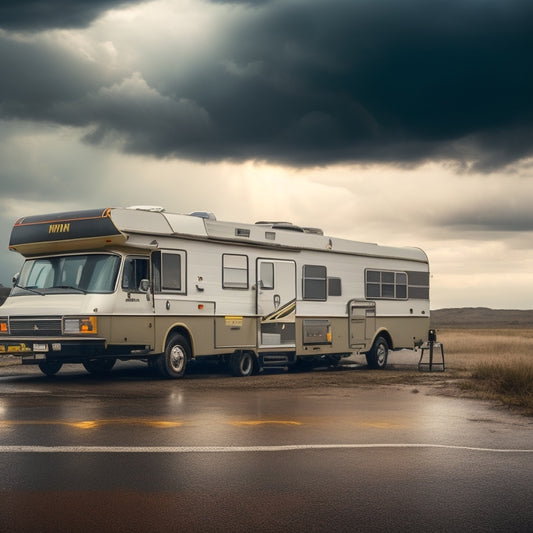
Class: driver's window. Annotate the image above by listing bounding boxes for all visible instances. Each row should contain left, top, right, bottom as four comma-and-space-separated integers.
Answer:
122, 257, 149, 291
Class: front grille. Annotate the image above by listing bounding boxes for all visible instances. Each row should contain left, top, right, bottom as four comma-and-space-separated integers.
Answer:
9, 316, 62, 336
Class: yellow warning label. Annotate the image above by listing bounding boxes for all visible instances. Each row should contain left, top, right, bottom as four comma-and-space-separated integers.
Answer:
225, 316, 243, 328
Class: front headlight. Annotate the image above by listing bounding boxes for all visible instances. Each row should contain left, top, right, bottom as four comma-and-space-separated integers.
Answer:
0, 318, 8, 334
63, 316, 97, 334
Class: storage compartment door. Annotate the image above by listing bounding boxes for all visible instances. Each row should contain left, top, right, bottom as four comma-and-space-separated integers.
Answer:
349, 299, 376, 348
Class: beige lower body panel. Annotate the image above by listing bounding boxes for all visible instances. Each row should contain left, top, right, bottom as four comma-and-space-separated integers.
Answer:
214, 316, 257, 349
152, 315, 257, 356
107, 316, 154, 347
296, 315, 430, 356
374, 316, 430, 349
102, 314, 430, 359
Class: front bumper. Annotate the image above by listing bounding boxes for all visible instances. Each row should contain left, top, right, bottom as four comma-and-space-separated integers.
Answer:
0, 338, 106, 364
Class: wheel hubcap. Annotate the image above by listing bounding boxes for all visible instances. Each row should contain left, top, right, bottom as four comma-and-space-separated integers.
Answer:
241, 355, 252, 374
169, 345, 185, 372
377, 344, 387, 365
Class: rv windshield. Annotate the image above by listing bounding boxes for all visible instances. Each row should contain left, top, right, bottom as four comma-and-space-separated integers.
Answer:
12, 254, 121, 295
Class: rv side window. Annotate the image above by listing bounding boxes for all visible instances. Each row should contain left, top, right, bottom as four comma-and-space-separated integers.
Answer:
259, 262, 274, 290
303, 265, 327, 300
152, 251, 186, 293
222, 254, 249, 289
328, 277, 342, 296
365, 270, 408, 300
406, 271, 430, 299
396, 272, 407, 298
122, 257, 149, 292
162, 254, 182, 291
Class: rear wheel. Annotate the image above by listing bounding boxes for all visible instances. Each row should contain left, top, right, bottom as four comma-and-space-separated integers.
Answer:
230, 351, 256, 377
365, 336, 389, 369
290, 357, 314, 373
157, 334, 189, 378
326, 354, 342, 367
38, 360, 63, 376
83, 357, 116, 375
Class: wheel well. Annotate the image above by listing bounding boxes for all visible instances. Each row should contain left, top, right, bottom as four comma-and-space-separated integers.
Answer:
373, 329, 393, 350
165, 326, 194, 356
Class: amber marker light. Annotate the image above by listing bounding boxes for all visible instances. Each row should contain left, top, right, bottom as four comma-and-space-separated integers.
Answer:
64, 316, 98, 334
80, 317, 97, 333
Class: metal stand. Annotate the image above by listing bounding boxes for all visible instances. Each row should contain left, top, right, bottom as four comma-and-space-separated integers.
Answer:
418, 329, 445, 372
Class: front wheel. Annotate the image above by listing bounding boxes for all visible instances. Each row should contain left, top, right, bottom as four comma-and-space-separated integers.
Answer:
365, 336, 389, 369
83, 358, 116, 375
157, 334, 190, 378
38, 360, 63, 376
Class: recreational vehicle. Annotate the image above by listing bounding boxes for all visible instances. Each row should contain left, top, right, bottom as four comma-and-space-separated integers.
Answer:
0, 207, 430, 378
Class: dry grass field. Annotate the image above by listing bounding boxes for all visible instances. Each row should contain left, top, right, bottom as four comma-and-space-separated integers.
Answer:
436, 328, 533, 368
435, 328, 533, 415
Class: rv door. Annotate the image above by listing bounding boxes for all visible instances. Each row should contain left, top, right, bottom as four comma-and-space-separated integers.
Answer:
348, 299, 376, 348
256, 259, 296, 347
151, 249, 187, 315
113, 254, 155, 347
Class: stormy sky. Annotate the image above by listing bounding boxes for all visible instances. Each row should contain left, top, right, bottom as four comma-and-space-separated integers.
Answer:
1, 0, 533, 308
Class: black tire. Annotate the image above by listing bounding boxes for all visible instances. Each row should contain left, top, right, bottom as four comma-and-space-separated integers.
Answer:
290, 357, 314, 373
147, 357, 159, 370
157, 333, 189, 379
230, 351, 256, 377
365, 336, 389, 369
38, 360, 63, 376
83, 357, 116, 375
326, 354, 342, 367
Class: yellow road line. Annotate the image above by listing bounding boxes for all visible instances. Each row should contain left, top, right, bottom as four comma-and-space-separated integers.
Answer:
0, 419, 184, 429
0, 418, 403, 429
229, 420, 302, 427
0, 419, 302, 429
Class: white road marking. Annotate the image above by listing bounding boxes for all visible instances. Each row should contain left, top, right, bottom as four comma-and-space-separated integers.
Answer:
0, 444, 532, 453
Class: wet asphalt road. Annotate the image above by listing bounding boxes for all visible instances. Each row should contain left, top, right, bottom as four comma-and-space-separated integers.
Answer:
1, 361, 532, 532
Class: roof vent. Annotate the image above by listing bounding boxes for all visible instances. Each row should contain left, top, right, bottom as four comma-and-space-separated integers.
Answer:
272, 222, 304, 233
302, 227, 324, 235
256, 220, 291, 225
256, 221, 315, 233
126, 205, 165, 212
189, 211, 217, 221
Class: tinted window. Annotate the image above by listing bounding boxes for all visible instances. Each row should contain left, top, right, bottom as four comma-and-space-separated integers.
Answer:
260, 262, 274, 290
122, 257, 149, 291
223, 254, 248, 289
365, 269, 409, 300
14, 254, 120, 294
162, 253, 181, 291
303, 265, 327, 300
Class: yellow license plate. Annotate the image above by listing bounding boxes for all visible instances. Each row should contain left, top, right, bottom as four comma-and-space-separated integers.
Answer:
6, 344, 31, 353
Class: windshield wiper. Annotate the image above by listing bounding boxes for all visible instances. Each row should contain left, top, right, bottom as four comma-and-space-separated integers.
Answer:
54, 285, 88, 294
14, 284, 45, 296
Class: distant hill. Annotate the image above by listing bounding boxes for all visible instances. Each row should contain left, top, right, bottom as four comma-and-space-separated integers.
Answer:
431, 307, 533, 328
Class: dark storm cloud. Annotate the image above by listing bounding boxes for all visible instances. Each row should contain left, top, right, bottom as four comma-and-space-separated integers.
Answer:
1, 0, 533, 169
0, 34, 125, 120
0, 1, 146, 30
433, 196, 533, 233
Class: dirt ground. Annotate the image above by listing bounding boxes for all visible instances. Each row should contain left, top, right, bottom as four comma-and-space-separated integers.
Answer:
0, 350, 459, 395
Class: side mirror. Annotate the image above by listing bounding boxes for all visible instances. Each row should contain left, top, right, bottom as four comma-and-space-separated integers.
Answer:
139, 279, 150, 292
12, 272, 20, 287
